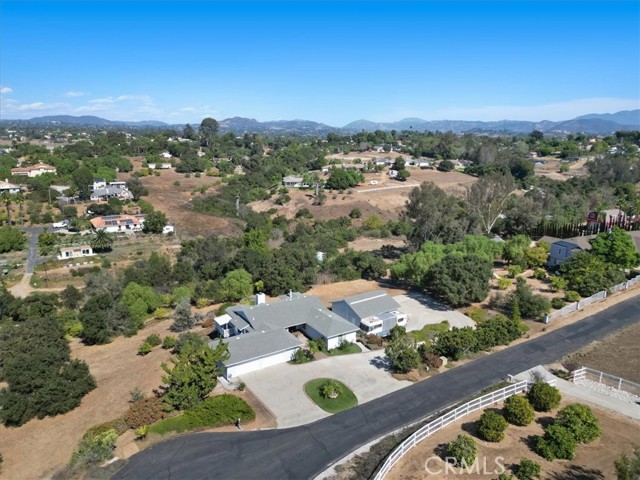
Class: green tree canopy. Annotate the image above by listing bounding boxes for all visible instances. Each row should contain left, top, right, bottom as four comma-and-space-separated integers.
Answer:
560, 252, 626, 296
218, 269, 254, 303
590, 226, 640, 269
426, 254, 493, 307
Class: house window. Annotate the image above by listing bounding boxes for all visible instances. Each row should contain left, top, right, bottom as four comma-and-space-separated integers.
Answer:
65, 252, 71, 257
81, 249, 90, 255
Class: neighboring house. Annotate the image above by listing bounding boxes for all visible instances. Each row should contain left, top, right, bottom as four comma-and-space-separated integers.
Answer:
90, 181, 133, 201
57, 245, 94, 260
282, 175, 305, 188
90, 214, 145, 233
160, 152, 172, 158
331, 290, 407, 336
546, 239, 587, 267
162, 225, 175, 235
0, 180, 21, 194
11, 163, 57, 177
148, 162, 172, 169
212, 293, 358, 379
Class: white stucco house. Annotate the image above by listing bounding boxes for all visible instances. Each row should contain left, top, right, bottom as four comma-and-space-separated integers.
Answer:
57, 245, 94, 260
332, 290, 407, 336
212, 293, 358, 379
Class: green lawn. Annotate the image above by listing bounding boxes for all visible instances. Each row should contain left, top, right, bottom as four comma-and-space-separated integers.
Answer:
407, 321, 450, 343
327, 342, 362, 356
304, 378, 358, 414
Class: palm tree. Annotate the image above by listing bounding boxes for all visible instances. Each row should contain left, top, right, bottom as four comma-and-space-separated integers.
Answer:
14, 193, 25, 226
90, 229, 114, 252
0, 192, 13, 225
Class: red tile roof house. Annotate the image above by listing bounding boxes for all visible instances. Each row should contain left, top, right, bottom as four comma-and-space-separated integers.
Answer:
90, 214, 146, 233
11, 163, 57, 177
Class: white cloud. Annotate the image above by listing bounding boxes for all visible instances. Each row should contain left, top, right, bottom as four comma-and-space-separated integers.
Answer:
75, 104, 113, 113
62, 91, 87, 98
89, 97, 114, 104
0, 86, 13, 94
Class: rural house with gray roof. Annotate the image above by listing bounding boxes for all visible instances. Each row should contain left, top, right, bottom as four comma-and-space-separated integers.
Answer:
332, 290, 407, 336
212, 293, 358, 379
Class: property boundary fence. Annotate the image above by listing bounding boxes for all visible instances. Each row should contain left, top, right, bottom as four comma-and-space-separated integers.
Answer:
356, 184, 419, 194
570, 366, 640, 397
373, 379, 551, 479
544, 276, 639, 323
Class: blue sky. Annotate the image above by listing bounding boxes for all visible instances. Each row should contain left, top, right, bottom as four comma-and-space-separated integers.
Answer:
1, 1, 639, 125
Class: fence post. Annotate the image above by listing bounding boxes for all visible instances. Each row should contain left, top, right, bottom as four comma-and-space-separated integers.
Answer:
619, 378, 623, 390
599, 372, 603, 384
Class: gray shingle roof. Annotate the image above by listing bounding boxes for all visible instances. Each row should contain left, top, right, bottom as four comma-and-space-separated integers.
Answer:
226, 295, 357, 338
333, 290, 400, 320
217, 330, 303, 366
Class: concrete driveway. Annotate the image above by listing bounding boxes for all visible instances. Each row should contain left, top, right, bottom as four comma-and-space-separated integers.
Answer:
241, 349, 411, 428
394, 292, 475, 331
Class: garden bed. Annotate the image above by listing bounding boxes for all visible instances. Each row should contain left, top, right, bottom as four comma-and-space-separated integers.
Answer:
304, 378, 358, 414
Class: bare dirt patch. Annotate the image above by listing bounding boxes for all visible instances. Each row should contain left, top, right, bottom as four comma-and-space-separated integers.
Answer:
387, 398, 639, 480
117, 159, 242, 237
306, 279, 410, 306
564, 322, 640, 383
533, 156, 590, 181
250, 169, 477, 221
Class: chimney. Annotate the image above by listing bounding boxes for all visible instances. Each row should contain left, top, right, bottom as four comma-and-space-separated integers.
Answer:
255, 293, 266, 305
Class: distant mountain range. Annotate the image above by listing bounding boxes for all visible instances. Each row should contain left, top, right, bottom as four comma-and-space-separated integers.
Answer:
3, 110, 639, 135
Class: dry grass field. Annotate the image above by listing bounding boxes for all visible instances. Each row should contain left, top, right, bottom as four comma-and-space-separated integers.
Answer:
564, 322, 640, 384
251, 168, 477, 221
386, 399, 638, 480
118, 158, 242, 237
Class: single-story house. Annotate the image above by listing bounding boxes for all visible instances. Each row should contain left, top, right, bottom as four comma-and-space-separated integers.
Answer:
148, 162, 172, 169
0, 180, 20, 194
57, 245, 94, 260
11, 163, 57, 177
282, 175, 305, 188
213, 293, 358, 379
90, 214, 145, 233
90, 181, 133, 201
331, 290, 407, 336
162, 225, 175, 235
546, 239, 588, 267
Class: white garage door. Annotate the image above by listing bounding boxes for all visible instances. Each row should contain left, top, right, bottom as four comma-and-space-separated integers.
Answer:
226, 348, 299, 379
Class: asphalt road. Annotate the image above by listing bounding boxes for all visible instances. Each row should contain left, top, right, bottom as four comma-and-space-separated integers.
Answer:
19, 226, 45, 274
113, 295, 640, 480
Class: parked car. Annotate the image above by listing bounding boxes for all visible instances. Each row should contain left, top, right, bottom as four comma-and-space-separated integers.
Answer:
52, 220, 69, 229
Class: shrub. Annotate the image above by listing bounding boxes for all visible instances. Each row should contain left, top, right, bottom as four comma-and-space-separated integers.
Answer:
291, 348, 313, 364
134, 425, 149, 439
138, 342, 152, 356
149, 394, 254, 435
466, 307, 488, 323
422, 352, 443, 369
508, 265, 523, 278
551, 297, 565, 309
446, 434, 477, 466
550, 276, 568, 292
101, 257, 112, 269
564, 290, 581, 302
320, 379, 343, 399
349, 208, 362, 219
528, 382, 561, 412
515, 458, 541, 480
532, 268, 546, 280
236, 382, 246, 392
129, 387, 146, 403
555, 403, 601, 444
173, 180, 181, 186
535, 424, 577, 460
476, 410, 508, 442
124, 396, 165, 429
146, 333, 162, 347
503, 396, 535, 426
497, 277, 512, 290
71, 427, 118, 466
162, 335, 176, 349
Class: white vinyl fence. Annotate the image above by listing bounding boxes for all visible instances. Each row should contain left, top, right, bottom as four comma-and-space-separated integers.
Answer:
544, 276, 639, 323
373, 380, 548, 480
571, 366, 640, 397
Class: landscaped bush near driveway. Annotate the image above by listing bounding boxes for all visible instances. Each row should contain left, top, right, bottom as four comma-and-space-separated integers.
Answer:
502, 395, 535, 426
124, 397, 165, 429
476, 410, 508, 442
149, 394, 254, 435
